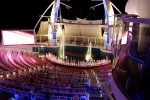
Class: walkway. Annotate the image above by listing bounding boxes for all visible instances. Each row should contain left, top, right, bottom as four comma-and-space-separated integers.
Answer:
86, 69, 103, 100
85, 64, 114, 100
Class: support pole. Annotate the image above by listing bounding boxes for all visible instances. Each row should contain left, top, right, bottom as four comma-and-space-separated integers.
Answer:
50, 0, 61, 45
103, 0, 115, 50
34, 1, 54, 30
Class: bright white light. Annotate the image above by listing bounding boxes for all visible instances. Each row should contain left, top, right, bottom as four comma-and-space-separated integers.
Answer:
121, 31, 128, 45
85, 42, 92, 61
6, 74, 9, 78
2, 30, 35, 45
0, 75, 3, 78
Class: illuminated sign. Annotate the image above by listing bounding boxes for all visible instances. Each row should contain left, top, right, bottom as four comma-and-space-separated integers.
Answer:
2, 30, 35, 45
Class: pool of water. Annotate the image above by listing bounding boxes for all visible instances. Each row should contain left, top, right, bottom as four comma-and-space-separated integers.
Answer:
39, 46, 113, 61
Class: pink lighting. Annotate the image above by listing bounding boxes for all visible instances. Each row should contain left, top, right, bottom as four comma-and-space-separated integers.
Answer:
31, 58, 36, 63
46, 53, 111, 68
2, 30, 35, 45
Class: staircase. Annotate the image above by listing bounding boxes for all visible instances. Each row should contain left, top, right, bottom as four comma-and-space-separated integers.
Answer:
86, 70, 103, 100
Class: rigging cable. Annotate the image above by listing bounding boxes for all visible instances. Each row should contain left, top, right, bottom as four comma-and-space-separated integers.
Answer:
94, 9, 95, 19
85, 9, 96, 20
85, 9, 93, 19
66, 7, 70, 19
68, 8, 77, 19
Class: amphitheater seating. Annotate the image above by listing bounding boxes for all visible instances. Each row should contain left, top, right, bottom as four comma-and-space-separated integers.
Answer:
12, 51, 28, 68
0, 49, 45, 70
0, 66, 88, 99
19, 52, 35, 67
7, 50, 23, 69
0, 48, 114, 100
0, 49, 90, 99
0, 50, 16, 71
93, 64, 112, 79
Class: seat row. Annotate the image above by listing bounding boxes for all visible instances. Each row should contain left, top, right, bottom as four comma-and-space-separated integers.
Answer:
0, 49, 88, 99
0, 49, 45, 71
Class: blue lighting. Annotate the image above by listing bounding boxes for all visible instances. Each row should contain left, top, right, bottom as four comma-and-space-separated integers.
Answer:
128, 50, 144, 64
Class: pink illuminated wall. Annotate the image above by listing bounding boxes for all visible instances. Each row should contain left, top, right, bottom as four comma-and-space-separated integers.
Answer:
2, 30, 35, 45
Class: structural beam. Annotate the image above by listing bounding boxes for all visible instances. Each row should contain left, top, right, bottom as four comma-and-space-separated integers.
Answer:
48, 21, 114, 28
103, 0, 114, 50
50, 0, 61, 45
110, 2, 122, 14
34, 1, 54, 30
90, 3, 103, 10
60, 2, 72, 9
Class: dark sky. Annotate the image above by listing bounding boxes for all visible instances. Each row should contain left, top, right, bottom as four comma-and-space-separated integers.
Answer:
0, 0, 128, 29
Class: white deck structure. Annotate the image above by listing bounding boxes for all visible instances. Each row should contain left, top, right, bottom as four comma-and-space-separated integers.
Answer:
34, 0, 122, 50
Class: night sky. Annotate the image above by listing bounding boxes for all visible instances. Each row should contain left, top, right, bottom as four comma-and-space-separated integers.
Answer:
0, 0, 128, 29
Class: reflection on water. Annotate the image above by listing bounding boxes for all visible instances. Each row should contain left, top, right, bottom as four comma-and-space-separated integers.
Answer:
40, 46, 113, 61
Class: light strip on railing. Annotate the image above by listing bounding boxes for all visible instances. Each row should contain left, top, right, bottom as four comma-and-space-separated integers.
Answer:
128, 50, 144, 64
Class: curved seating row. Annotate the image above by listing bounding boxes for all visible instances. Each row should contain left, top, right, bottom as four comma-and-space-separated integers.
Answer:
0, 49, 45, 71
93, 64, 112, 79
0, 48, 113, 100
0, 66, 88, 99
0, 49, 88, 99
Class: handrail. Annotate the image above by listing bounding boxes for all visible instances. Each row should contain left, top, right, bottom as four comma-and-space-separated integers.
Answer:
112, 69, 132, 100
118, 17, 150, 24
116, 68, 127, 73
128, 50, 144, 64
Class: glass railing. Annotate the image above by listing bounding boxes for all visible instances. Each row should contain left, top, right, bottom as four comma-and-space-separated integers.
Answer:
112, 16, 150, 99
